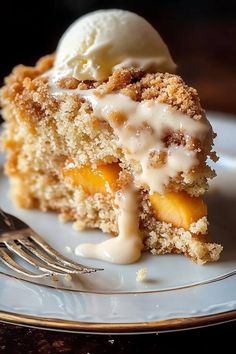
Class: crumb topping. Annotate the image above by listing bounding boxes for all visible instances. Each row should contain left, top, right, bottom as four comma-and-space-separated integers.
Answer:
1, 55, 206, 123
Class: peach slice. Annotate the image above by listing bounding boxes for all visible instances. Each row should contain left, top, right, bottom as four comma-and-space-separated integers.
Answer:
63, 163, 121, 194
149, 191, 207, 230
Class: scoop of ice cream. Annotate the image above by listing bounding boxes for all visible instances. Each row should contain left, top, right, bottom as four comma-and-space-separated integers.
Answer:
54, 9, 176, 81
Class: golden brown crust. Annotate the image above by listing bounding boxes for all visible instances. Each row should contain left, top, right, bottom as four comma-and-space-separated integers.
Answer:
2, 55, 205, 122
55, 67, 205, 120
1, 57, 58, 126
4, 55, 54, 86
98, 69, 205, 120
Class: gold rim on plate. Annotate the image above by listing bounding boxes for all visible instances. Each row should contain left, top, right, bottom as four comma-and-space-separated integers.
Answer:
0, 309, 235, 333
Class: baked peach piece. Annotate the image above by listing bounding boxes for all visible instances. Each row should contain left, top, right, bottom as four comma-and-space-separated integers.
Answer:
149, 192, 207, 230
63, 163, 121, 194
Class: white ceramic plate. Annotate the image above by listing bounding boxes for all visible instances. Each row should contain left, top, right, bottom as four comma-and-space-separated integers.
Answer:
0, 112, 236, 333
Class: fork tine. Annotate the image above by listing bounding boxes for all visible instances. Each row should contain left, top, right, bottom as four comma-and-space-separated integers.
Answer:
29, 233, 103, 273
0, 208, 103, 276
18, 237, 95, 274
0, 248, 48, 278
4, 240, 74, 276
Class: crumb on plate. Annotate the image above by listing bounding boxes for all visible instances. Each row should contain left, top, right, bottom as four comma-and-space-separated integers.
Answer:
136, 267, 148, 282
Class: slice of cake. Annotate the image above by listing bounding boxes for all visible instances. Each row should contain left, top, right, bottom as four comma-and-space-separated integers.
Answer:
0, 10, 223, 264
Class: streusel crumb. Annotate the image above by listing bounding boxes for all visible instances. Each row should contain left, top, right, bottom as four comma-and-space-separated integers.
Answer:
136, 267, 148, 282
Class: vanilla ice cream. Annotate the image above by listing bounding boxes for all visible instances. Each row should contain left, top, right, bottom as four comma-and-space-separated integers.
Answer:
54, 9, 176, 81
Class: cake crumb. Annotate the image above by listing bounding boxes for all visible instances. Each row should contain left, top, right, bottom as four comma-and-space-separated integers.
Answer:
136, 267, 147, 282
190, 216, 208, 235
73, 220, 86, 231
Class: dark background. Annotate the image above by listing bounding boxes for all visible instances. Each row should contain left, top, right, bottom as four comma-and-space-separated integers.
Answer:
0, 0, 236, 352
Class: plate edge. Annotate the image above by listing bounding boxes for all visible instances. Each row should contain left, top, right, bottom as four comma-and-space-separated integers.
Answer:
0, 309, 235, 333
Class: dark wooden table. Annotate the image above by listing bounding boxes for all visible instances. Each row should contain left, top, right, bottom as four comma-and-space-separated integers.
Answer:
0, 4, 236, 353
0, 320, 235, 353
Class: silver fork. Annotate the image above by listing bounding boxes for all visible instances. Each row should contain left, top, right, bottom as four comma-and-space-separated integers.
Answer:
0, 208, 103, 278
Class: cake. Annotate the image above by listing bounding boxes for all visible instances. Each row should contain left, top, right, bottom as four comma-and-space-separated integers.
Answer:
0, 10, 223, 265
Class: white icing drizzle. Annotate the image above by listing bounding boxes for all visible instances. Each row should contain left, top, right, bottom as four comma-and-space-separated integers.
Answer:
75, 188, 143, 264
49, 82, 209, 193
87, 93, 209, 193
